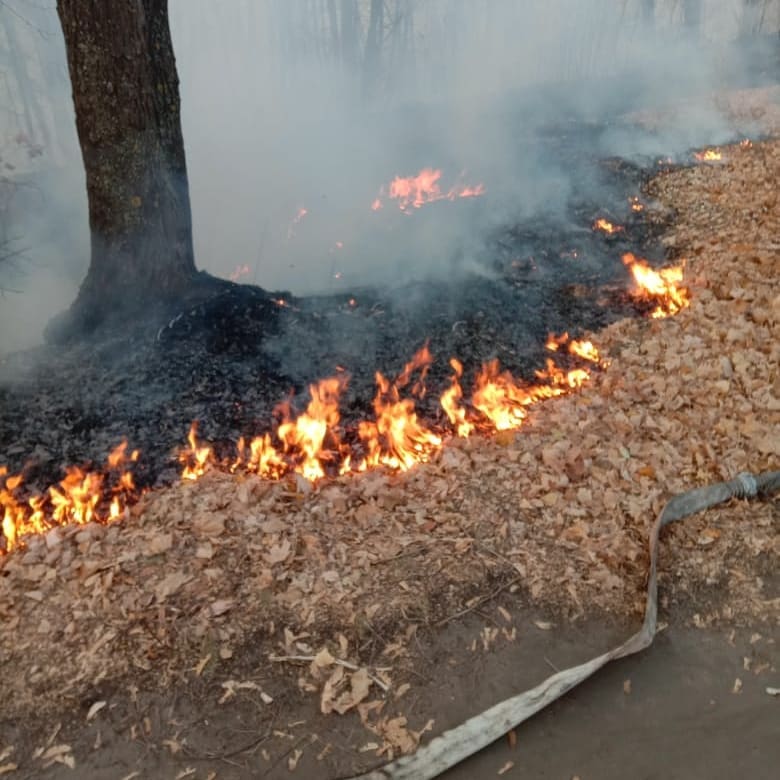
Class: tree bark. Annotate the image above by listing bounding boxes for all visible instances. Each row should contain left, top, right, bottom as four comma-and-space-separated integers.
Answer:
54, 0, 197, 334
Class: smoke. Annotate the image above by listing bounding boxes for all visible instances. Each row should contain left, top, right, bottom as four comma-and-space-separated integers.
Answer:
0, 0, 778, 352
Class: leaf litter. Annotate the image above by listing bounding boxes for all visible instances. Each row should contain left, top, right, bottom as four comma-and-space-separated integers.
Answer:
0, 89, 778, 768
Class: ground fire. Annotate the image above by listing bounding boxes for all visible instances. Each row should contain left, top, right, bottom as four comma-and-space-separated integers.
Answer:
593, 218, 623, 234
0, 250, 691, 553
621, 252, 691, 318
372, 167, 485, 213
693, 148, 723, 162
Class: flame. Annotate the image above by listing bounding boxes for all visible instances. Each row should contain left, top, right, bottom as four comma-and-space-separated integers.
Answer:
545, 332, 569, 351
358, 346, 442, 470
180, 422, 213, 480
276, 376, 348, 481
471, 359, 569, 431
693, 149, 722, 162
546, 332, 600, 364
629, 197, 644, 213
440, 358, 474, 438
568, 339, 600, 363
622, 253, 691, 318
1, 443, 138, 552
593, 218, 622, 234
373, 168, 485, 213
3, 235, 700, 555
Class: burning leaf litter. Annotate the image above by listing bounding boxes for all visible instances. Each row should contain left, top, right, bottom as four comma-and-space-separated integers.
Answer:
0, 129, 777, 769
693, 148, 724, 162
372, 167, 485, 213
593, 217, 623, 234
1, 253, 687, 553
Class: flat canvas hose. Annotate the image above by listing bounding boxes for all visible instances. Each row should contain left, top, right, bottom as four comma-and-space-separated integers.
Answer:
350, 470, 780, 780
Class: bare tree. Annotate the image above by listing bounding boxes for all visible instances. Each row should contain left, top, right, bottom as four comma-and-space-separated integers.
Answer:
51, 0, 198, 338
681, 0, 702, 34
362, 0, 384, 97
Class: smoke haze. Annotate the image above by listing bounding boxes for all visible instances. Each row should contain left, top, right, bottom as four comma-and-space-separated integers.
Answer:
0, 0, 778, 351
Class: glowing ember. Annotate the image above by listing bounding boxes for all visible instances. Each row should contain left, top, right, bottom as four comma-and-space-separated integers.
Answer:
622, 253, 691, 318
593, 218, 623, 234
440, 358, 474, 438
1, 442, 139, 552
693, 149, 722, 162
373, 168, 485, 213
629, 197, 644, 212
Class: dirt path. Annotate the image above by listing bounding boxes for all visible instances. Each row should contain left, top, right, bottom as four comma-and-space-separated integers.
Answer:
442, 620, 779, 780
6, 607, 777, 779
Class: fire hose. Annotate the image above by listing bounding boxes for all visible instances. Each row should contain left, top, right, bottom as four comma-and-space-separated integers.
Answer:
350, 470, 780, 780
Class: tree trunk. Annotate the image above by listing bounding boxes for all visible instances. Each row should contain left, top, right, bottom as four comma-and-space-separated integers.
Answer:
682, 0, 702, 35
363, 0, 384, 99
339, 0, 359, 69
54, 0, 197, 334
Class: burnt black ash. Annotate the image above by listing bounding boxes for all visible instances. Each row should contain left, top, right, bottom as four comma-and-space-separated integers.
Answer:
0, 121, 677, 493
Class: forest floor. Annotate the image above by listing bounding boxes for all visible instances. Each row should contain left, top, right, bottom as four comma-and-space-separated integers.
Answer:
1, 87, 779, 779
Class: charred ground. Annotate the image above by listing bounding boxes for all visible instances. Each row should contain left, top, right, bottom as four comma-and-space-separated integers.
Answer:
0, 118, 683, 492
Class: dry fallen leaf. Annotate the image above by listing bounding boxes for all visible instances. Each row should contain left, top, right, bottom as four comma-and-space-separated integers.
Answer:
321, 667, 372, 715
533, 620, 553, 631
209, 599, 234, 617
154, 571, 192, 602
193, 514, 226, 537
498, 761, 514, 775
288, 748, 303, 771
313, 647, 336, 668
86, 700, 107, 721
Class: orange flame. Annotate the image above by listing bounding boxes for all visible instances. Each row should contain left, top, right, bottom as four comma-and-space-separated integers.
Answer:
1, 442, 139, 552
568, 339, 600, 363
622, 253, 690, 318
440, 358, 474, 438
545, 332, 569, 352
358, 346, 442, 470
373, 168, 485, 213
629, 197, 644, 213
593, 218, 622, 234
276, 375, 348, 481
180, 422, 213, 480
546, 332, 600, 363
470, 359, 571, 431
693, 149, 722, 162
